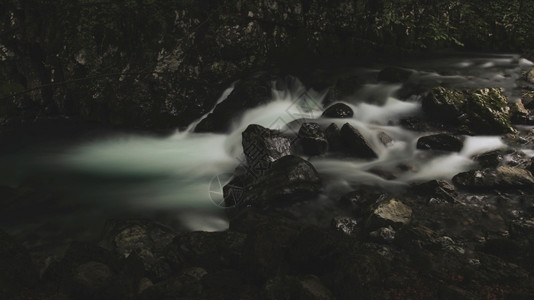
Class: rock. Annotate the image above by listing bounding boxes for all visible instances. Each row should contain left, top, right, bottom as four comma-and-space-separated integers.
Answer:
331, 217, 359, 236
368, 167, 397, 180
416, 133, 464, 152
263, 275, 334, 300
369, 226, 396, 243
522, 91, 534, 109
365, 198, 412, 230
338, 190, 385, 216
0, 229, 38, 298
339, 123, 378, 159
321, 103, 354, 118
298, 123, 328, 156
165, 231, 246, 270
422, 87, 465, 125
467, 88, 515, 134
99, 219, 175, 279
452, 166, 534, 190
241, 124, 294, 168
413, 180, 457, 203
473, 150, 504, 168
201, 269, 253, 299
224, 155, 321, 209
510, 100, 534, 125
526, 68, 534, 84
195, 74, 274, 133
378, 131, 393, 146
422, 87, 516, 134
377, 66, 413, 83
324, 123, 342, 151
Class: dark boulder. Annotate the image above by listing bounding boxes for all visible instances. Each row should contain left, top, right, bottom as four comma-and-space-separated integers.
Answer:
195, 74, 274, 133
452, 167, 534, 190
473, 150, 504, 168
339, 123, 378, 159
422, 87, 515, 134
416, 133, 464, 152
321, 103, 354, 118
324, 123, 342, 152
377, 66, 413, 83
224, 155, 321, 209
241, 124, 294, 167
99, 219, 176, 280
298, 122, 328, 156
0, 229, 38, 298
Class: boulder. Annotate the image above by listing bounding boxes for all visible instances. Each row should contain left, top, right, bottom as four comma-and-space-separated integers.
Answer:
377, 66, 413, 83
324, 123, 342, 152
321, 103, 354, 118
224, 155, 321, 209
365, 198, 412, 230
452, 166, 534, 190
510, 100, 534, 125
298, 123, 328, 156
416, 133, 464, 152
241, 124, 294, 168
195, 74, 274, 133
422, 87, 515, 134
339, 123, 378, 159
473, 150, 504, 168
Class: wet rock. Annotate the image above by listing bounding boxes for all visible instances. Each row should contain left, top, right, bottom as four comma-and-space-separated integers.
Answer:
452, 166, 534, 190
422, 87, 516, 134
339, 123, 378, 159
99, 219, 175, 279
479, 238, 522, 262
522, 91, 534, 109
298, 122, 328, 156
324, 123, 342, 151
195, 74, 273, 133
422, 87, 465, 126
139, 271, 203, 300
224, 155, 321, 209
165, 231, 246, 270
331, 217, 358, 236
377, 66, 413, 83
510, 100, 534, 125
416, 133, 464, 152
241, 124, 294, 167
0, 229, 38, 298
413, 180, 457, 203
338, 189, 385, 216
474, 150, 505, 168
368, 167, 397, 180
201, 269, 254, 299
369, 226, 396, 243
365, 198, 412, 230
321, 103, 354, 118
378, 131, 394, 146
263, 275, 334, 300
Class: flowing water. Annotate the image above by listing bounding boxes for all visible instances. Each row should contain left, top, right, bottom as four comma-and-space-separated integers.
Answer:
1, 52, 533, 242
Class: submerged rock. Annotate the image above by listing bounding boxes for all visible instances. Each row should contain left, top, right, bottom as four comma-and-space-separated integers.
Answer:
298, 123, 328, 156
242, 124, 294, 167
416, 133, 464, 152
339, 123, 378, 159
452, 166, 534, 190
321, 103, 354, 118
